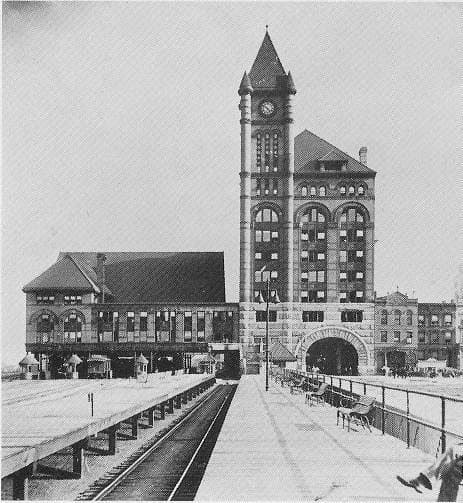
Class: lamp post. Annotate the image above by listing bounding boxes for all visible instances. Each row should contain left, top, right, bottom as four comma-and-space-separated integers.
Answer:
258, 272, 280, 391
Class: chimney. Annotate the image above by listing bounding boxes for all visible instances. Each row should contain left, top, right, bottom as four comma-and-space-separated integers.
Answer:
96, 253, 106, 302
359, 146, 367, 165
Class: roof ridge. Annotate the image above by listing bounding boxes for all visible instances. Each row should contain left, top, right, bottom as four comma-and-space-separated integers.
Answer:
297, 129, 376, 174
66, 254, 100, 293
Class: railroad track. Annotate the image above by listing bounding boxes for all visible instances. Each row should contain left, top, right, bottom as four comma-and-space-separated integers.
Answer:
76, 383, 236, 501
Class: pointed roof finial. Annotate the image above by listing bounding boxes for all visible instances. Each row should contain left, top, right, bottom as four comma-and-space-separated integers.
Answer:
265, 24, 269, 32
238, 71, 253, 95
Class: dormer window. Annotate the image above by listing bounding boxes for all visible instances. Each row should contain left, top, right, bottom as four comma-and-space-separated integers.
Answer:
348, 185, 355, 196
358, 185, 365, 195
340, 185, 346, 196
310, 186, 316, 196
301, 186, 308, 197
319, 186, 326, 197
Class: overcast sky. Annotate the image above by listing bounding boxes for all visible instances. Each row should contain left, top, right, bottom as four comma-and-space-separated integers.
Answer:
2, 1, 462, 365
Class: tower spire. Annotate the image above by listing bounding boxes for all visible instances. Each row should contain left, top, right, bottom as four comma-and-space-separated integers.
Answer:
249, 31, 286, 89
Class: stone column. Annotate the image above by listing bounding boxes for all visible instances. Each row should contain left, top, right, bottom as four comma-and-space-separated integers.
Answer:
326, 222, 339, 302
239, 81, 252, 305
365, 223, 375, 302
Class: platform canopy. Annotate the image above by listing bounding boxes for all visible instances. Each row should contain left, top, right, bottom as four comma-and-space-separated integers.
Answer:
19, 353, 39, 366
270, 342, 296, 362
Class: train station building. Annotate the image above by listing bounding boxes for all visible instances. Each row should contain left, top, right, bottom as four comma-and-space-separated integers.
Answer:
23, 252, 239, 378
20, 31, 462, 377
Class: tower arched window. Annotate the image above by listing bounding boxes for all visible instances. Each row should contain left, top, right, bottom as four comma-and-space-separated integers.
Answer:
339, 207, 366, 303
358, 185, 365, 196
319, 186, 326, 197
301, 185, 308, 197
256, 133, 262, 172
272, 132, 279, 172
300, 207, 328, 303
264, 133, 270, 172
254, 207, 280, 296
348, 185, 355, 196
406, 310, 413, 325
64, 313, 83, 342
394, 310, 401, 325
310, 186, 316, 196
37, 313, 54, 343
340, 185, 346, 196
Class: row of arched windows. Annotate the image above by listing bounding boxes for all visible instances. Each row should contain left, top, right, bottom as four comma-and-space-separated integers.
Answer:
36, 312, 82, 343
297, 183, 367, 198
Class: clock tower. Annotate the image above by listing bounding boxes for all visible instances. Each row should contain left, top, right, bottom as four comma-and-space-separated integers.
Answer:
239, 30, 296, 349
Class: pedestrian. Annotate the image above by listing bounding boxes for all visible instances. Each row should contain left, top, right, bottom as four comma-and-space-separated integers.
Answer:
397, 442, 463, 501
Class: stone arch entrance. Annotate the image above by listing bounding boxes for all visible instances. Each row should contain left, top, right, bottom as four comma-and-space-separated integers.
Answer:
294, 326, 371, 374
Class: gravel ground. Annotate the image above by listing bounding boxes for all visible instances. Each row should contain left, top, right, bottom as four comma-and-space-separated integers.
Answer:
1, 384, 218, 501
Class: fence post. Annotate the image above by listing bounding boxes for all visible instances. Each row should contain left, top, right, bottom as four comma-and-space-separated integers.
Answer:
440, 396, 446, 454
381, 386, 385, 435
406, 390, 410, 448
363, 382, 367, 395
330, 376, 333, 406
349, 380, 353, 398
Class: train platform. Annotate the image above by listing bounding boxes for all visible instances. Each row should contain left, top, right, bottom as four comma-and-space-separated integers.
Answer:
196, 374, 456, 501
1, 372, 214, 499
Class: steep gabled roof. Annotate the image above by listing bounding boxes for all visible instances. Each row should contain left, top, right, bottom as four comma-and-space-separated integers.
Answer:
295, 130, 376, 175
270, 341, 296, 362
249, 31, 286, 89
23, 254, 98, 293
58, 252, 226, 303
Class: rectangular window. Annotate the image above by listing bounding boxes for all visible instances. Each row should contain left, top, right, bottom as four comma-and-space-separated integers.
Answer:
356, 271, 364, 280
256, 230, 262, 242
341, 310, 363, 322
418, 331, 425, 343
301, 272, 308, 281
317, 291, 325, 300
356, 291, 364, 300
406, 331, 413, 344
340, 272, 347, 281
418, 314, 425, 326
301, 250, 308, 259
340, 251, 347, 263
393, 331, 400, 343
302, 311, 324, 322
301, 290, 308, 302
263, 231, 271, 242
255, 252, 262, 260
270, 270, 278, 279
317, 252, 325, 261
340, 292, 347, 303
301, 232, 308, 241
309, 270, 316, 282
380, 331, 387, 342
256, 311, 277, 322
271, 231, 279, 241
356, 250, 364, 259
444, 314, 452, 326
273, 179, 278, 195
140, 312, 148, 332
271, 252, 278, 260
431, 314, 439, 326
197, 311, 205, 341
184, 311, 192, 341
317, 231, 325, 241
340, 229, 347, 242
36, 294, 55, 305
127, 312, 135, 332
356, 229, 364, 241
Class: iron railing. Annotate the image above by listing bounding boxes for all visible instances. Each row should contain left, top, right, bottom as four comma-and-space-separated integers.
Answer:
281, 368, 463, 457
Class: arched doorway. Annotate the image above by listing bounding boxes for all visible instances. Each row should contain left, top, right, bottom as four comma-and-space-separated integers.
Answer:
306, 337, 358, 375
294, 326, 372, 374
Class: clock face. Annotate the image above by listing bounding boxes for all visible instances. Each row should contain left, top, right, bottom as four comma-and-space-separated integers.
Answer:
260, 100, 275, 117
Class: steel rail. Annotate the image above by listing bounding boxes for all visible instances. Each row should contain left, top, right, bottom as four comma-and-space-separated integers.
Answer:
166, 387, 231, 501
88, 384, 223, 501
